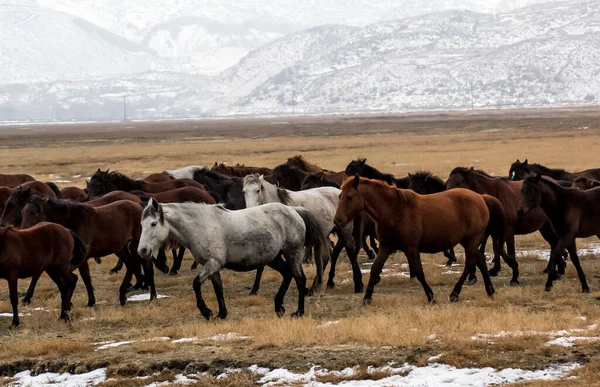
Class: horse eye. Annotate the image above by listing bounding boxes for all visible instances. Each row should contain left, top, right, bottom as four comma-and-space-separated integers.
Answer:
242, 190, 245, 194
256, 189, 260, 193
151, 221, 157, 227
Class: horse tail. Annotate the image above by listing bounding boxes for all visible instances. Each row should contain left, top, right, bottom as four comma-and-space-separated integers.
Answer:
45, 182, 62, 198
293, 207, 329, 283
69, 230, 89, 267
481, 194, 506, 256
207, 191, 223, 204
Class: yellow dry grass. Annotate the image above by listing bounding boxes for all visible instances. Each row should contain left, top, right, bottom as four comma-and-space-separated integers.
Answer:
0, 109, 599, 386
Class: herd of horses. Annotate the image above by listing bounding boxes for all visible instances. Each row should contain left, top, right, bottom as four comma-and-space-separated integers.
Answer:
1, 156, 599, 328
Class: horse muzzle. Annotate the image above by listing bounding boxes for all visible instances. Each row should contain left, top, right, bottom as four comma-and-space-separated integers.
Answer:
333, 218, 347, 229
137, 247, 152, 260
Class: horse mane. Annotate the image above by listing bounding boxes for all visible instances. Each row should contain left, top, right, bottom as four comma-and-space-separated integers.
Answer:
450, 167, 501, 179
276, 188, 292, 205
532, 163, 567, 175
29, 195, 96, 216
288, 155, 331, 172
243, 174, 262, 186
305, 172, 340, 188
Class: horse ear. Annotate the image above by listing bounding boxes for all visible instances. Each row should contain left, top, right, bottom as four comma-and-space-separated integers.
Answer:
470, 166, 474, 170
524, 159, 528, 165
96, 168, 101, 173
516, 159, 520, 163
359, 158, 366, 165
408, 172, 412, 177
534, 173, 542, 183
353, 174, 360, 187
150, 198, 159, 211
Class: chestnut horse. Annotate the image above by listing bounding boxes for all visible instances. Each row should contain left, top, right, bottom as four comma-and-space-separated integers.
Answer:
519, 174, 600, 293
446, 167, 567, 280
143, 173, 173, 183
287, 155, 345, 185
20, 197, 152, 306
334, 176, 495, 304
0, 173, 35, 188
0, 222, 86, 328
87, 169, 204, 198
60, 186, 88, 201
509, 159, 600, 182
211, 162, 273, 177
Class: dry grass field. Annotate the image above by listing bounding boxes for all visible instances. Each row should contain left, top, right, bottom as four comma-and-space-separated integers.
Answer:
1, 107, 600, 386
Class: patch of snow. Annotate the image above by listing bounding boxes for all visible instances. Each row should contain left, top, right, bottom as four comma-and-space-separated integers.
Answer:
546, 336, 600, 347
428, 354, 443, 362
442, 270, 463, 275
8, 368, 106, 386
95, 340, 133, 350
472, 324, 597, 343
317, 320, 340, 329
172, 337, 199, 344
126, 293, 169, 302
0, 312, 29, 317
209, 332, 251, 341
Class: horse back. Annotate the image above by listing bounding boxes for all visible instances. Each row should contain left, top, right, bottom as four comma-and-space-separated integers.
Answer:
577, 168, 600, 181
0, 173, 35, 188
86, 200, 143, 251
22, 181, 57, 198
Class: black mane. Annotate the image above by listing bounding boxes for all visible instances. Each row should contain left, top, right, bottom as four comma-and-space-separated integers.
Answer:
407, 170, 446, 194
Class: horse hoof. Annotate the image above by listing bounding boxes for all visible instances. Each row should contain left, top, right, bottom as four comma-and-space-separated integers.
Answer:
355, 286, 364, 294
367, 252, 376, 260
489, 270, 499, 277
21, 299, 31, 306
583, 288, 591, 294
445, 260, 454, 267
120, 299, 127, 306
169, 270, 178, 276
291, 311, 304, 318
276, 306, 286, 317
87, 301, 95, 307
449, 293, 459, 303
305, 288, 314, 297
362, 298, 372, 306
544, 286, 553, 292
217, 313, 228, 320
543, 268, 549, 274
510, 280, 520, 287
9, 323, 19, 330
200, 308, 213, 321
428, 298, 436, 305
466, 277, 477, 286
248, 290, 258, 296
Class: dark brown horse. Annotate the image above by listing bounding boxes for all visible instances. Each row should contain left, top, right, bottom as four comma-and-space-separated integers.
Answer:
0, 222, 86, 328
271, 164, 310, 191
60, 186, 88, 201
87, 169, 204, 198
0, 183, 60, 227
446, 167, 568, 280
20, 197, 152, 306
344, 158, 410, 188
142, 173, 174, 183
86, 190, 142, 206
334, 176, 495, 304
0, 173, 35, 188
211, 162, 273, 177
287, 155, 345, 185
573, 177, 600, 190
519, 174, 600, 293
509, 159, 600, 182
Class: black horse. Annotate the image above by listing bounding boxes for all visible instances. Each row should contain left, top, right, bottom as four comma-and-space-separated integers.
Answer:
271, 164, 309, 191
345, 158, 410, 188
509, 159, 600, 182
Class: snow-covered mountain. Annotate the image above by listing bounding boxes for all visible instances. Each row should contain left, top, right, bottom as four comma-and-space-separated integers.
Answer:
0, 0, 598, 121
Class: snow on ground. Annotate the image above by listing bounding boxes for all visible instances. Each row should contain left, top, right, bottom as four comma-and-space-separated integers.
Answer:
126, 293, 169, 302
472, 324, 598, 345
546, 336, 600, 347
4, 362, 581, 386
316, 321, 340, 329
209, 332, 251, 341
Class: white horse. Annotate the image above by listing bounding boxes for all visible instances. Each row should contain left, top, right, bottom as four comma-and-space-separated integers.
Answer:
138, 198, 326, 319
242, 174, 362, 294
162, 165, 205, 180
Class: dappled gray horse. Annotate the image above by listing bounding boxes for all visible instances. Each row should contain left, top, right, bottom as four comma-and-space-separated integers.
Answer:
138, 199, 327, 319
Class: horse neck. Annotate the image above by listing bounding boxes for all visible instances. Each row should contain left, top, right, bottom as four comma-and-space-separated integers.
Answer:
45, 202, 82, 229
162, 204, 206, 248
358, 182, 410, 226
538, 181, 567, 221
532, 164, 570, 180
468, 173, 501, 196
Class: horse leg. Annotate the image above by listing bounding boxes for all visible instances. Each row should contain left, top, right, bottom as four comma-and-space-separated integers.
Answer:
191, 261, 198, 270
210, 272, 228, 319
405, 248, 434, 303
78, 261, 96, 307
450, 241, 479, 302
286, 250, 307, 317
363, 245, 394, 305
193, 259, 222, 320
152, 248, 169, 274
268, 255, 293, 317
326, 239, 344, 289
170, 247, 185, 275
46, 266, 78, 322
369, 234, 379, 256
540, 223, 566, 276
443, 248, 457, 266
566, 241, 590, 293
110, 258, 123, 274
475, 250, 495, 297
8, 273, 19, 328
118, 254, 138, 306
309, 237, 330, 295
341, 226, 363, 293
249, 267, 263, 296
544, 235, 573, 292
22, 274, 40, 305
499, 234, 519, 286
141, 258, 157, 302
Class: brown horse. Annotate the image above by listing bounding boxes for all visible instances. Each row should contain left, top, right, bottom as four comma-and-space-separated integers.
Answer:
573, 177, 600, 190
0, 183, 60, 227
519, 174, 600, 293
334, 175, 495, 304
271, 164, 310, 191
86, 190, 142, 206
87, 169, 204, 198
286, 155, 345, 185
0, 222, 86, 328
143, 173, 174, 183
60, 186, 88, 201
210, 162, 273, 177
20, 197, 152, 306
446, 167, 567, 279
0, 173, 35, 188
